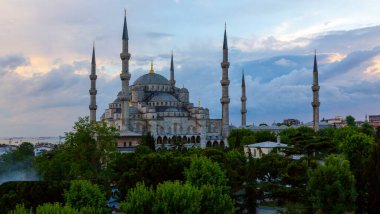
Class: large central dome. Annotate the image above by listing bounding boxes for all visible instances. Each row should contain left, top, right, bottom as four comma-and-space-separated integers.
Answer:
133, 73, 170, 86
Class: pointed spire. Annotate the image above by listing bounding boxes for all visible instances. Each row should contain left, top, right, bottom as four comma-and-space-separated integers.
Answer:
242, 69, 245, 87
170, 50, 174, 71
149, 60, 154, 74
122, 9, 129, 40
313, 49, 318, 73
91, 41, 96, 65
223, 22, 228, 49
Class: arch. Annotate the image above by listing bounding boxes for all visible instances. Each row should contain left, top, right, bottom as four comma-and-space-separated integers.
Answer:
191, 136, 196, 143
253, 149, 257, 157
220, 141, 225, 148
176, 136, 182, 142
206, 141, 212, 147
163, 136, 168, 144
157, 136, 162, 144
213, 141, 218, 147
182, 136, 187, 143
196, 136, 201, 143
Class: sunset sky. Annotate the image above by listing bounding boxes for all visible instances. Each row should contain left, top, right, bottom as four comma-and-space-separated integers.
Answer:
1, 0, 380, 137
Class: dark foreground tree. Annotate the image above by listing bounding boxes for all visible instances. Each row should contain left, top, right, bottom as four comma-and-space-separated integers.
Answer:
367, 127, 380, 214
307, 155, 356, 214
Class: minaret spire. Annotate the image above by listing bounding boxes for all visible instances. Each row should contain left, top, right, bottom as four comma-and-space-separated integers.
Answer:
312, 50, 320, 131
169, 50, 176, 87
221, 23, 230, 138
120, 11, 131, 131
241, 70, 247, 127
89, 42, 97, 122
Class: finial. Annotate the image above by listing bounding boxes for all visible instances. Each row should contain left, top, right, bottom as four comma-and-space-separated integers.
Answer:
225, 22, 226, 30
198, 98, 201, 108
129, 100, 132, 107
124, 8, 126, 17
149, 60, 155, 74
93, 41, 95, 48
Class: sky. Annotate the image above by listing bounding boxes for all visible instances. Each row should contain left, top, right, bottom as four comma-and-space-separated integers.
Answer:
1, 0, 380, 137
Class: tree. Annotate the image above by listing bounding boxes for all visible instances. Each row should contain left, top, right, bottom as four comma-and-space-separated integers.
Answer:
346, 115, 356, 127
307, 155, 357, 214
367, 127, 380, 213
36, 117, 118, 181
339, 132, 373, 213
185, 157, 229, 193
139, 132, 155, 151
153, 181, 201, 214
361, 122, 375, 137
227, 129, 254, 149
199, 184, 234, 214
120, 182, 154, 214
64, 180, 106, 209
254, 130, 276, 143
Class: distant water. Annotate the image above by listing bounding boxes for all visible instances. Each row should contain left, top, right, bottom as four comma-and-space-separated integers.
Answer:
0, 136, 64, 146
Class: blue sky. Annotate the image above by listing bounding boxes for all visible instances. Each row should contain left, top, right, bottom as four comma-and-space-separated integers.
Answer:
1, 0, 380, 136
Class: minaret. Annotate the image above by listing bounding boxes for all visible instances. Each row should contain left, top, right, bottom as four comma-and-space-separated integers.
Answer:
241, 71, 247, 127
220, 23, 230, 137
311, 50, 320, 131
89, 43, 97, 122
169, 51, 176, 87
120, 10, 131, 131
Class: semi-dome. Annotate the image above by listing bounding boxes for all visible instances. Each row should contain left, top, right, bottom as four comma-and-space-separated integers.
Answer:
180, 87, 189, 93
149, 92, 178, 102
133, 73, 169, 86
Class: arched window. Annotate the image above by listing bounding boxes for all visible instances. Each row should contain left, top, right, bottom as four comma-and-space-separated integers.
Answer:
206, 141, 212, 147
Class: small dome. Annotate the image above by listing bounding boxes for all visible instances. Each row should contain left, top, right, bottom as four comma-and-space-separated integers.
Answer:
133, 73, 169, 86
149, 93, 178, 102
180, 87, 189, 93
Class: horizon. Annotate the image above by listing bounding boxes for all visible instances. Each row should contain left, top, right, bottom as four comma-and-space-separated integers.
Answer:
1, 0, 380, 137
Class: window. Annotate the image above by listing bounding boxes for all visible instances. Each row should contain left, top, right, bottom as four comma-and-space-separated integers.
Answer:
123, 142, 126, 147
129, 142, 132, 146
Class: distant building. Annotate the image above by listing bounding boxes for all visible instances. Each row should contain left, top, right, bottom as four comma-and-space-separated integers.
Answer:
248, 124, 299, 133
283, 118, 301, 126
321, 116, 346, 127
369, 115, 380, 127
244, 140, 288, 158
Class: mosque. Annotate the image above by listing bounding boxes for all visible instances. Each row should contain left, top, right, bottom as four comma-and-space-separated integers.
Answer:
88, 13, 321, 150
88, 13, 241, 149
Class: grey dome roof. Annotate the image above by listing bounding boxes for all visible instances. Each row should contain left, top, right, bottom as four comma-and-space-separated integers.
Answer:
113, 91, 122, 103
149, 93, 178, 102
133, 73, 169, 86
180, 87, 189, 93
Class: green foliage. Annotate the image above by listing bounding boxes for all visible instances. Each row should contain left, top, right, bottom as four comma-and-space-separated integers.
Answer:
361, 122, 375, 137
153, 181, 201, 214
36, 117, 118, 181
9, 202, 108, 214
227, 129, 255, 149
255, 130, 276, 143
0, 181, 69, 213
346, 115, 356, 127
121, 181, 233, 214
64, 180, 106, 209
199, 184, 235, 214
185, 156, 229, 193
307, 155, 357, 214
120, 182, 154, 214
139, 132, 156, 151
367, 127, 380, 213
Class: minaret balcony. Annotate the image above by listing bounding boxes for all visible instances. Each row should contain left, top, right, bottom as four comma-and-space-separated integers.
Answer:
311, 102, 320, 107
220, 97, 230, 104
120, 73, 131, 80
311, 85, 320, 91
120, 53, 131, 60
241, 109, 247, 113
241, 97, 247, 102
89, 74, 97, 80
89, 89, 97, 95
89, 104, 97, 110
220, 79, 230, 86
221, 62, 230, 68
